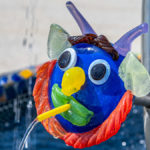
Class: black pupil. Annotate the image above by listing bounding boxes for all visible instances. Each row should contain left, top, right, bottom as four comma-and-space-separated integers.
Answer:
91, 64, 106, 80
58, 51, 71, 68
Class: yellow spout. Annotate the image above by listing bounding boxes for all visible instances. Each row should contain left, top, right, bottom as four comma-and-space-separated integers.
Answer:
37, 104, 71, 122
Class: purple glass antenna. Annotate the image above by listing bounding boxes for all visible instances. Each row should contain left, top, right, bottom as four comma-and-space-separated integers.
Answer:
66, 1, 96, 35
114, 23, 148, 56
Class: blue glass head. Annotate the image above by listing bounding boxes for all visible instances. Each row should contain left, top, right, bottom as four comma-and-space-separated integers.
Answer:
49, 43, 126, 133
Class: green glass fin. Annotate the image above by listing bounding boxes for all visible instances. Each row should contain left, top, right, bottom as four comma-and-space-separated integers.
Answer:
47, 24, 72, 59
119, 52, 150, 97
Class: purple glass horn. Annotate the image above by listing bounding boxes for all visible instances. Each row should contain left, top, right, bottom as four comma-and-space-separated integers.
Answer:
66, 1, 96, 35
113, 23, 148, 56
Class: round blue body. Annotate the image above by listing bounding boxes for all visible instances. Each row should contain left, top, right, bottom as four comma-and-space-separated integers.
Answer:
49, 43, 126, 133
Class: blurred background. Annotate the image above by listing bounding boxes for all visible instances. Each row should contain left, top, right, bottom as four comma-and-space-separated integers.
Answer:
0, 0, 147, 150
0, 0, 142, 73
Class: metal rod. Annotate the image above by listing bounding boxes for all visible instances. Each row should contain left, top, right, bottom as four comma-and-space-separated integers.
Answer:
134, 96, 150, 107
142, 0, 150, 149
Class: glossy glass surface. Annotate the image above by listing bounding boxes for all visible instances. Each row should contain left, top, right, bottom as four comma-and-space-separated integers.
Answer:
119, 52, 150, 97
49, 43, 126, 133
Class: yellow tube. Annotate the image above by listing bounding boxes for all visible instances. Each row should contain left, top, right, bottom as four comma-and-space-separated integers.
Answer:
37, 104, 71, 122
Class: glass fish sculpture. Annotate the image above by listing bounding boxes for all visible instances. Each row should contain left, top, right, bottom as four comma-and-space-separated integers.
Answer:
33, 1, 150, 148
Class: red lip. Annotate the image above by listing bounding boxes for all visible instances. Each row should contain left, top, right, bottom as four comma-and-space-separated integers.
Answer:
33, 60, 133, 149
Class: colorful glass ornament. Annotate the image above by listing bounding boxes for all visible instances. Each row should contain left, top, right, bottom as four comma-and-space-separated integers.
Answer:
33, 1, 149, 148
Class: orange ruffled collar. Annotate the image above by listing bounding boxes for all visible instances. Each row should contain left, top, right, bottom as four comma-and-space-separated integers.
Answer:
33, 60, 133, 149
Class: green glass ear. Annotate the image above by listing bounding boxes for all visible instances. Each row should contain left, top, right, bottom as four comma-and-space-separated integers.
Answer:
119, 52, 150, 97
47, 24, 72, 59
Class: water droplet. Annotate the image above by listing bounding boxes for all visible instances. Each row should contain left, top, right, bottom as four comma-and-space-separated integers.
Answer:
133, 109, 138, 114
53, 136, 58, 139
139, 139, 145, 145
122, 141, 127, 146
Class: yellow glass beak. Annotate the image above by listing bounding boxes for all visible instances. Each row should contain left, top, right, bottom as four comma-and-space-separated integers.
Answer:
61, 67, 86, 96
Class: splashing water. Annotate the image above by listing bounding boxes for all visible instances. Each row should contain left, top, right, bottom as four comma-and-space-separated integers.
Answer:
18, 104, 71, 150
18, 118, 39, 150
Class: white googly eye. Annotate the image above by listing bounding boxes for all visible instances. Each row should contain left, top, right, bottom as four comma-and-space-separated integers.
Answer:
88, 59, 111, 85
58, 48, 77, 71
